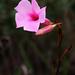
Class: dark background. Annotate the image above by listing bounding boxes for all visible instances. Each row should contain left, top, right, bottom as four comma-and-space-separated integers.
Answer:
0, 0, 75, 75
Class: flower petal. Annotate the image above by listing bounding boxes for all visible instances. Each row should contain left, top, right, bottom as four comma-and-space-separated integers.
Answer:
23, 20, 40, 32
35, 24, 56, 35
39, 7, 46, 23
41, 18, 53, 26
32, 0, 40, 12
15, 12, 30, 28
15, 0, 32, 13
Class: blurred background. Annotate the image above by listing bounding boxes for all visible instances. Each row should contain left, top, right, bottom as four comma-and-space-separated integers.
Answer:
0, 0, 75, 75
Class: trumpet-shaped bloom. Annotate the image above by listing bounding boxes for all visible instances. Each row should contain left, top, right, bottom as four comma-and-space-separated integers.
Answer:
35, 24, 56, 36
15, 0, 46, 32
35, 22, 61, 36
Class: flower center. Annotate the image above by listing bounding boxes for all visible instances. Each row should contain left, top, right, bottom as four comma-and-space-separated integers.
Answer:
30, 13, 39, 21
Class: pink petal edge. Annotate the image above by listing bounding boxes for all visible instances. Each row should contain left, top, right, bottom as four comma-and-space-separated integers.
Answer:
15, 12, 30, 28
15, 0, 32, 13
23, 20, 40, 32
39, 7, 46, 23
32, 0, 40, 13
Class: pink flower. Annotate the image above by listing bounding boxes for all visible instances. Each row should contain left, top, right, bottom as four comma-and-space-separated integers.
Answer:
41, 18, 53, 26
35, 19, 61, 36
35, 24, 57, 36
15, 0, 46, 32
